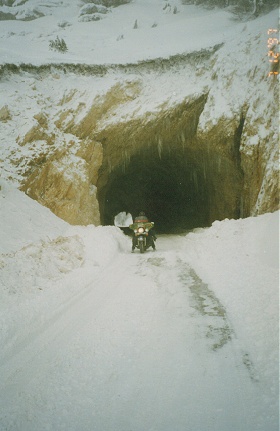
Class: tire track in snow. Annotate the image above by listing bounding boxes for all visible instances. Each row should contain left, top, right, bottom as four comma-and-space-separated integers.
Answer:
138, 248, 263, 428
135, 247, 260, 388
178, 261, 234, 352
136, 251, 234, 352
133, 249, 235, 353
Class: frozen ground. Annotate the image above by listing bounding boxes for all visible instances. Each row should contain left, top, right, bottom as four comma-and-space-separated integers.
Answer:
0, 0, 252, 66
0, 181, 278, 430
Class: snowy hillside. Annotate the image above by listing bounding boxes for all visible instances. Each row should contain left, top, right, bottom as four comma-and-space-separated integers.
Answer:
0, 0, 250, 65
0, 1, 279, 430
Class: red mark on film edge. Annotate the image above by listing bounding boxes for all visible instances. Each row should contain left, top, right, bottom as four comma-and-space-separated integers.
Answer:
267, 28, 279, 75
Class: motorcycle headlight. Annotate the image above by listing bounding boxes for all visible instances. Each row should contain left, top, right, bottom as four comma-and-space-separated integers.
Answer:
138, 227, 144, 233
134, 229, 138, 233
145, 228, 149, 232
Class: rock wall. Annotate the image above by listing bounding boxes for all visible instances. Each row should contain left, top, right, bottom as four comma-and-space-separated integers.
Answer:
1, 27, 278, 228
21, 139, 103, 226
12, 69, 279, 227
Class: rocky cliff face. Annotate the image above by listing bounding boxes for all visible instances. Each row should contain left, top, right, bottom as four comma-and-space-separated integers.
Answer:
0, 23, 278, 231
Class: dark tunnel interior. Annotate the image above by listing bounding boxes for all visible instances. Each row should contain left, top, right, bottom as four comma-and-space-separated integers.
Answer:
100, 148, 215, 234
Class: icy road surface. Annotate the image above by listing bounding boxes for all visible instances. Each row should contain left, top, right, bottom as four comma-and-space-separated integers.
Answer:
0, 236, 271, 431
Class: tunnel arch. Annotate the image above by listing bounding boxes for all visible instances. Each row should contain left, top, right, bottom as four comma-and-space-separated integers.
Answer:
96, 97, 245, 234
98, 144, 243, 234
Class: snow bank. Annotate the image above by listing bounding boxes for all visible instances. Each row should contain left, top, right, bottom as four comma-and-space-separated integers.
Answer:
0, 182, 129, 360
0, 179, 68, 253
67, 224, 129, 269
0, 224, 129, 303
0, 181, 129, 297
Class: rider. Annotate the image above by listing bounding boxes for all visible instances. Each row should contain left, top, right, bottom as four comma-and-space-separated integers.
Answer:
132, 211, 157, 251
134, 211, 149, 223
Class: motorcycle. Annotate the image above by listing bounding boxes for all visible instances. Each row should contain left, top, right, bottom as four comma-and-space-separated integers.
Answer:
129, 221, 156, 253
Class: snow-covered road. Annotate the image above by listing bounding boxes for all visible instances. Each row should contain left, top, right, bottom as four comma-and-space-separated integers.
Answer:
0, 236, 271, 431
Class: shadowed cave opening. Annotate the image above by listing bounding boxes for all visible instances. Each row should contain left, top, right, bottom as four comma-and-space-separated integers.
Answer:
99, 146, 243, 234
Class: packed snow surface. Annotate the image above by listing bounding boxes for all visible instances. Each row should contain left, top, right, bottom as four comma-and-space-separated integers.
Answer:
0, 183, 279, 430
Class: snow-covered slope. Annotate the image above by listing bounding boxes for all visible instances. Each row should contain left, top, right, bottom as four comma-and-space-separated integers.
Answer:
0, 179, 68, 253
0, 0, 246, 65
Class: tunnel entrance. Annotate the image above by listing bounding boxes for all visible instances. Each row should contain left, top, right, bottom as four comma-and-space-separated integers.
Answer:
99, 145, 243, 234
102, 151, 209, 233
96, 95, 245, 234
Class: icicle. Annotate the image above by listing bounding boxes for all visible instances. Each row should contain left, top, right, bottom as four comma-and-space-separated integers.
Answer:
240, 196, 244, 218
181, 131, 185, 144
217, 155, 222, 172
193, 170, 198, 190
203, 161, 207, 180
122, 149, 130, 173
158, 136, 162, 159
